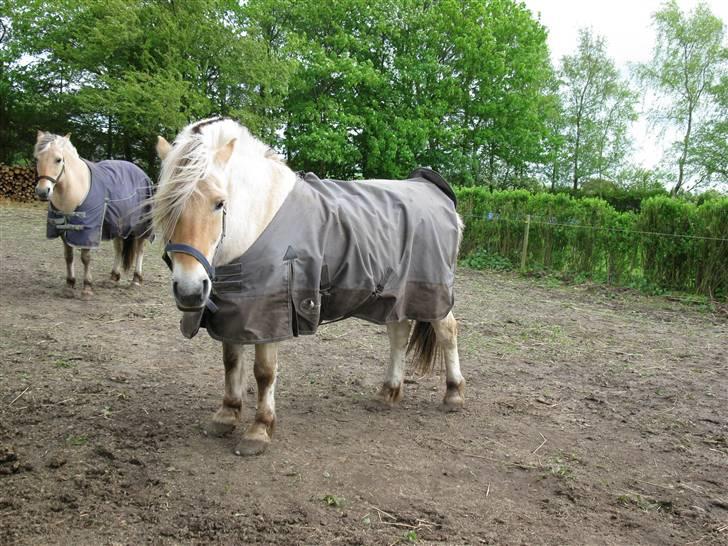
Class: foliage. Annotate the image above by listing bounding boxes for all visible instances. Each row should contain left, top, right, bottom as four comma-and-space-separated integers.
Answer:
637, 1, 728, 194
557, 29, 637, 190
456, 186, 728, 298
1, 0, 292, 174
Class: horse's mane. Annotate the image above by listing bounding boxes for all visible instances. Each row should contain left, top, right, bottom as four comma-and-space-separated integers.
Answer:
153, 118, 270, 241
34, 132, 77, 158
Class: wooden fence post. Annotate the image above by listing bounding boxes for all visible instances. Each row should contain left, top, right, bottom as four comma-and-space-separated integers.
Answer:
520, 214, 531, 273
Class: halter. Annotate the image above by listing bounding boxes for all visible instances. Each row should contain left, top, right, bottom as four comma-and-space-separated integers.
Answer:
162, 208, 227, 313
35, 160, 65, 186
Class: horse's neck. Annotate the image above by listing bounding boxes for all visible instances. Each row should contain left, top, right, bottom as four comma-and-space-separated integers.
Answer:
216, 161, 298, 265
50, 155, 91, 214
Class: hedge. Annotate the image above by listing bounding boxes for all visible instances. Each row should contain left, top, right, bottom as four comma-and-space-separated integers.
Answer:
455, 188, 728, 298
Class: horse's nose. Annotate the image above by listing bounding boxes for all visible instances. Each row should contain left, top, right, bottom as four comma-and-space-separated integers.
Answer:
35, 187, 50, 201
172, 279, 209, 310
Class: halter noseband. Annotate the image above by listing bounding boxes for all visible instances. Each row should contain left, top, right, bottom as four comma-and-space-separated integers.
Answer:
35, 161, 65, 186
162, 208, 227, 313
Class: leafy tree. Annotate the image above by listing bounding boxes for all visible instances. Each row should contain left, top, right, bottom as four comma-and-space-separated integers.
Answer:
2, 0, 292, 173
638, 0, 727, 194
558, 28, 637, 190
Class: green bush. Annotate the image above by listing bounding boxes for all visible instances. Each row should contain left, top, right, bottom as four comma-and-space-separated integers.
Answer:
455, 187, 727, 298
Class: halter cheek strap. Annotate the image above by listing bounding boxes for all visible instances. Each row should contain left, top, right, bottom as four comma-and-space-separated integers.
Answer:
162, 209, 226, 314
35, 162, 65, 185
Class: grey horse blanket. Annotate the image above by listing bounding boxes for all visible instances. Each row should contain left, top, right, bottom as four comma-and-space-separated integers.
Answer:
47, 160, 153, 248
181, 168, 460, 344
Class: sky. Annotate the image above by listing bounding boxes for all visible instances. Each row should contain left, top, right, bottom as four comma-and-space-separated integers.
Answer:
521, 0, 728, 171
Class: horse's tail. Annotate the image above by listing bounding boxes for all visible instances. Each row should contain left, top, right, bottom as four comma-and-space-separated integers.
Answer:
121, 237, 136, 272
406, 321, 442, 376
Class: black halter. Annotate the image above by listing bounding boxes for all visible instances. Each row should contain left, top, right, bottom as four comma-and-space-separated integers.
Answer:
162, 208, 227, 313
35, 161, 65, 185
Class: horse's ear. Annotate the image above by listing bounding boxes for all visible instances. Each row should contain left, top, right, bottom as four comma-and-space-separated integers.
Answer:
156, 136, 172, 160
215, 138, 237, 165
36, 130, 45, 141
63, 133, 72, 141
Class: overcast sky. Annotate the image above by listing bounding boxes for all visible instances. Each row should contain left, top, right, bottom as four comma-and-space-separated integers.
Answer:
521, 0, 728, 170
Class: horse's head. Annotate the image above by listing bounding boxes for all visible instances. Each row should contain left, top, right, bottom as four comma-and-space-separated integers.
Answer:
154, 128, 237, 311
34, 131, 73, 201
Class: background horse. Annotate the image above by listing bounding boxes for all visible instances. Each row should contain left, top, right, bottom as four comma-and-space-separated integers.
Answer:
153, 117, 465, 456
34, 131, 153, 298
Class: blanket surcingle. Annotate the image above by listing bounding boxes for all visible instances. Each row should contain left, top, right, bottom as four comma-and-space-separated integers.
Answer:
181, 167, 460, 344
47, 160, 153, 248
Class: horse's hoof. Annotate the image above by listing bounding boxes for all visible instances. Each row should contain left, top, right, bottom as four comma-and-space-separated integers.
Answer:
81, 289, 94, 300
442, 380, 465, 412
376, 383, 403, 406
61, 286, 75, 299
109, 271, 121, 282
131, 273, 143, 287
234, 437, 270, 457
203, 420, 236, 437
442, 398, 464, 412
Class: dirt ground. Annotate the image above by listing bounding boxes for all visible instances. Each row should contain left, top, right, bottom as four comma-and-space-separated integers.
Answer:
1, 201, 727, 546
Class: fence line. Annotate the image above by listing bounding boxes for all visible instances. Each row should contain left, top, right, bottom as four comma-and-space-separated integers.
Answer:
459, 213, 728, 243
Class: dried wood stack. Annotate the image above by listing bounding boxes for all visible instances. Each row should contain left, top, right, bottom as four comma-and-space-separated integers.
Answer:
0, 164, 36, 202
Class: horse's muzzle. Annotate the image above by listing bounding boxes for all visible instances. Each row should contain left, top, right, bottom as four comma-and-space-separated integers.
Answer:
172, 279, 210, 311
35, 186, 51, 201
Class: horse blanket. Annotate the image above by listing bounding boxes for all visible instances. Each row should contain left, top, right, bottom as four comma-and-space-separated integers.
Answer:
180, 167, 460, 344
47, 160, 153, 248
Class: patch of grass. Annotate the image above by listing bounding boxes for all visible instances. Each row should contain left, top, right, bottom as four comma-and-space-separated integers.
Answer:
54, 358, 75, 369
617, 493, 673, 513
404, 530, 418, 543
66, 434, 88, 446
460, 250, 514, 272
322, 494, 344, 508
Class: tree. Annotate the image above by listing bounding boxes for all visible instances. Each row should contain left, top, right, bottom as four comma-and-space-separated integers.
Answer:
1, 0, 292, 173
638, 0, 727, 194
558, 29, 637, 190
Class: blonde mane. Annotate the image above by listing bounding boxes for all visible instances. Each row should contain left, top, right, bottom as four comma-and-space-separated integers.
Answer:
152, 118, 270, 241
34, 132, 78, 158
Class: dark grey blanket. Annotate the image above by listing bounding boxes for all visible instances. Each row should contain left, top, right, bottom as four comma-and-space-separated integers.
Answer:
181, 168, 460, 344
47, 160, 153, 248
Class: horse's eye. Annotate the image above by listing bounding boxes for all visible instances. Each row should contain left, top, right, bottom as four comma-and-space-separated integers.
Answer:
55, 158, 62, 163
214, 200, 225, 211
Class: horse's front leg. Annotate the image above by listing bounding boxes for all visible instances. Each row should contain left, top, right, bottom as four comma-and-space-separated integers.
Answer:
378, 320, 412, 405
431, 311, 465, 411
204, 341, 246, 436
110, 238, 122, 282
80, 248, 94, 299
235, 342, 278, 456
62, 241, 75, 297
132, 238, 145, 286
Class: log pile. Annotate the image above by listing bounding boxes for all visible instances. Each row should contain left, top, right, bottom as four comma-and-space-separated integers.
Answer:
0, 164, 36, 202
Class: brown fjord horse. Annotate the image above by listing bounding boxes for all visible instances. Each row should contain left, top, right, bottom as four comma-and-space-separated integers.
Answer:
153, 117, 465, 456
34, 131, 153, 297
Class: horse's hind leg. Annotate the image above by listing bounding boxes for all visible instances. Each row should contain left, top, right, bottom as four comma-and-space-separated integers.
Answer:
132, 238, 145, 285
378, 320, 412, 405
235, 342, 278, 456
110, 238, 122, 282
205, 342, 246, 437
63, 241, 75, 297
80, 249, 93, 299
431, 311, 465, 411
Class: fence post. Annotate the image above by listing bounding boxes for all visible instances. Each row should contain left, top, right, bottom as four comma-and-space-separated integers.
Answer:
520, 214, 531, 273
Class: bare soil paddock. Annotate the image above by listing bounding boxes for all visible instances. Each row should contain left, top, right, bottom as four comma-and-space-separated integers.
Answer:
1, 202, 727, 545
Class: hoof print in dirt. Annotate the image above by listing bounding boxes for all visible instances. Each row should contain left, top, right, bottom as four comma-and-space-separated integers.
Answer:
234, 438, 269, 456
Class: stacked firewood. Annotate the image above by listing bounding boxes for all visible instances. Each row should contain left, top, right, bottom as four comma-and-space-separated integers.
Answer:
0, 164, 36, 202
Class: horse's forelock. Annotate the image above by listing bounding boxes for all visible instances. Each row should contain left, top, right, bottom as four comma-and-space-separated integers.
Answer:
34, 133, 77, 159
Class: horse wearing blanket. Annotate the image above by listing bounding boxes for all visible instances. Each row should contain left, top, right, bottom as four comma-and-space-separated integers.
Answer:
34, 131, 153, 298
154, 117, 465, 456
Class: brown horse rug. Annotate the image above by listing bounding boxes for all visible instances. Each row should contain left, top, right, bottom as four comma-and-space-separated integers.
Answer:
47, 160, 153, 248
180, 167, 460, 344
